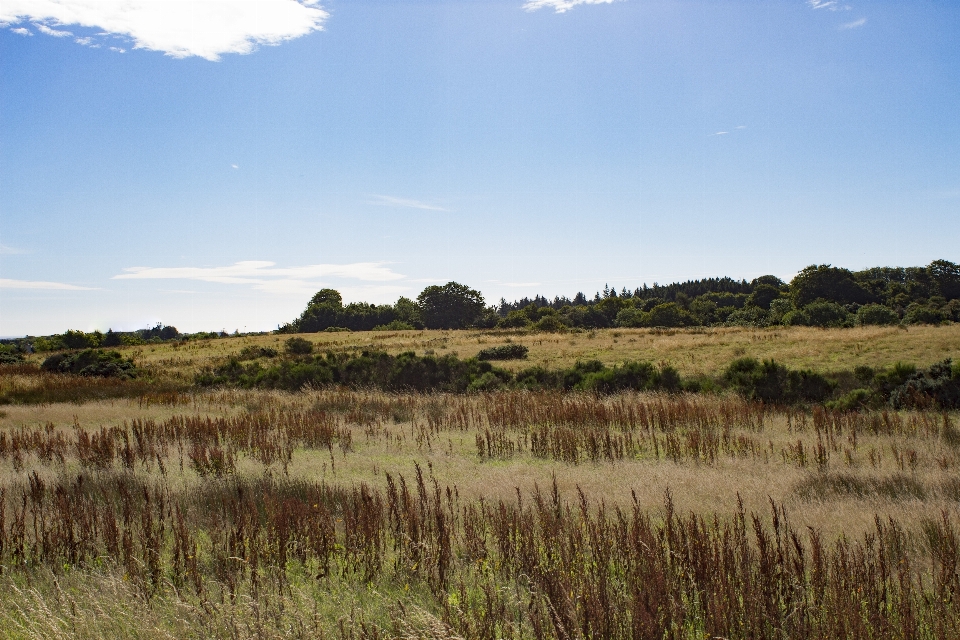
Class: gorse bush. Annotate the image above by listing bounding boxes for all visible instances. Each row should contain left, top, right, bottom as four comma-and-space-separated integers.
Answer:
856, 303, 899, 326
477, 344, 529, 361
40, 349, 137, 378
724, 358, 834, 404
284, 336, 313, 355
237, 345, 279, 360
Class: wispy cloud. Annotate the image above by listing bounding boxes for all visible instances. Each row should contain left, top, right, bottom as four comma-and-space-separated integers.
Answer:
367, 195, 451, 212
0, 278, 94, 290
523, 0, 619, 14
35, 22, 71, 37
112, 261, 406, 295
840, 17, 866, 29
0, 244, 28, 255
808, 0, 839, 10
0, 0, 329, 61
10, 26, 31, 35
712, 131, 729, 136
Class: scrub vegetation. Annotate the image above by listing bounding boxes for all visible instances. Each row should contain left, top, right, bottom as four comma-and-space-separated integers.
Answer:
1, 260, 960, 638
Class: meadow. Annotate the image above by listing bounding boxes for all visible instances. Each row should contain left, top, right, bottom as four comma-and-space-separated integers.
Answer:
96, 323, 960, 381
1, 325, 959, 638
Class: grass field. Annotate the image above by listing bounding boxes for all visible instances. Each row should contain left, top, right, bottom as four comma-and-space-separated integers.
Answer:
55, 323, 960, 382
2, 326, 960, 638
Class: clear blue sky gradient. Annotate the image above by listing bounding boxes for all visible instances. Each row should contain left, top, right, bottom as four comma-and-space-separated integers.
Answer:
1, 0, 958, 335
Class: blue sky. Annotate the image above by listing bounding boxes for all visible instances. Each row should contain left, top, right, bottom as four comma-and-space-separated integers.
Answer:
1, 0, 958, 336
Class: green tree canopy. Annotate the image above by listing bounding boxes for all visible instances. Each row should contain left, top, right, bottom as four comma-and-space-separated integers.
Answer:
790, 265, 875, 308
417, 282, 485, 329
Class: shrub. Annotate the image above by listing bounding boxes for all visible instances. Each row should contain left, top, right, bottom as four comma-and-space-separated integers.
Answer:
324, 327, 351, 332
468, 371, 506, 391
890, 359, 960, 409
40, 350, 136, 378
725, 307, 771, 327
497, 310, 531, 329
856, 304, 899, 326
615, 307, 646, 328
0, 345, 24, 365
802, 301, 851, 328
723, 357, 833, 404
61, 330, 102, 349
284, 337, 314, 355
237, 345, 279, 360
903, 304, 945, 325
826, 388, 873, 411
782, 309, 809, 326
577, 361, 681, 394
646, 303, 694, 328
532, 315, 566, 333
477, 344, 529, 361
372, 320, 415, 331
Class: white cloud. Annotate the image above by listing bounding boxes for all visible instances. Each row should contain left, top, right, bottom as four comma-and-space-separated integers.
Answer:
367, 195, 451, 212
0, 278, 94, 290
0, 0, 329, 61
523, 0, 618, 13
113, 261, 406, 295
35, 23, 72, 37
840, 17, 866, 29
808, 0, 838, 10
712, 131, 729, 136
10, 26, 32, 35
231, 164, 239, 169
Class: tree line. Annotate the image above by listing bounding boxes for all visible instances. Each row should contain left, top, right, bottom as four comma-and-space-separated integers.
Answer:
281, 259, 960, 332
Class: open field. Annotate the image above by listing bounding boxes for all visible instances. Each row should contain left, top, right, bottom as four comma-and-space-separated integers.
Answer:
26, 323, 960, 384
1, 376, 959, 638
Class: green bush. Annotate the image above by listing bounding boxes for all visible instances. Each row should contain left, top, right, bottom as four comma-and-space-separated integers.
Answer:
497, 310, 531, 329
477, 344, 529, 361
577, 361, 681, 394
856, 304, 899, 326
803, 301, 851, 328
615, 307, 646, 328
646, 303, 695, 328
725, 306, 771, 327
0, 345, 24, 365
826, 388, 873, 411
237, 345, 279, 360
532, 315, 566, 333
41, 350, 136, 378
903, 304, 946, 325
723, 357, 833, 404
284, 337, 314, 355
889, 359, 960, 409
372, 320, 415, 331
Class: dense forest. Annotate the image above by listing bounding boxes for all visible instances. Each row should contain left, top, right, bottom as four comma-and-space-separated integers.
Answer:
279, 260, 960, 333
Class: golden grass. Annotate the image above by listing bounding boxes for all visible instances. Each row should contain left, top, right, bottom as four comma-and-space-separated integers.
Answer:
2, 376, 960, 637
28, 324, 957, 382
3, 388, 956, 543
